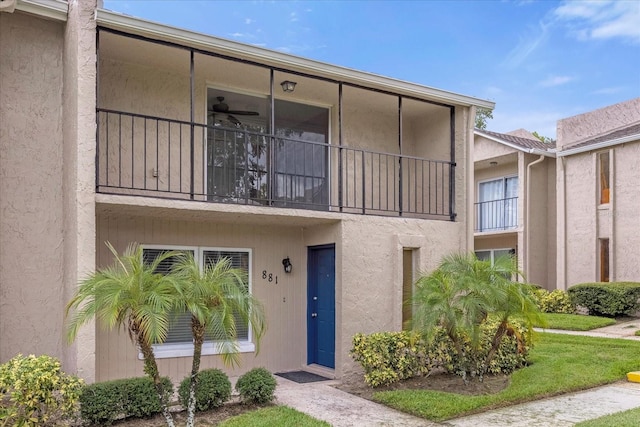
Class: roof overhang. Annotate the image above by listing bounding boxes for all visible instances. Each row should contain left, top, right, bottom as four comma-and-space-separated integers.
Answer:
557, 133, 640, 157
96, 8, 495, 109
15, 0, 67, 21
474, 130, 555, 157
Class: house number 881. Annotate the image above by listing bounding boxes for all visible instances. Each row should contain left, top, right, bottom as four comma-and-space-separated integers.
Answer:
262, 270, 278, 284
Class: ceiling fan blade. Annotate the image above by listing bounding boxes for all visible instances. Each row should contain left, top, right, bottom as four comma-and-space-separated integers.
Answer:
227, 115, 241, 126
227, 110, 259, 116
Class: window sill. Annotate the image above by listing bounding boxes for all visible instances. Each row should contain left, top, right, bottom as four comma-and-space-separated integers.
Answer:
139, 341, 256, 360
597, 203, 611, 210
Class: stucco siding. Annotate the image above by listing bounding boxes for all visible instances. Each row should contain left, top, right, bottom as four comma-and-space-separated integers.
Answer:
557, 98, 640, 150
564, 152, 597, 286
611, 141, 640, 281
95, 214, 312, 383
474, 136, 518, 162
0, 12, 65, 363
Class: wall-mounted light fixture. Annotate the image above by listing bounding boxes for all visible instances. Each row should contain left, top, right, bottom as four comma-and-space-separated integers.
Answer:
282, 257, 292, 273
280, 80, 297, 93
490, 161, 498, 167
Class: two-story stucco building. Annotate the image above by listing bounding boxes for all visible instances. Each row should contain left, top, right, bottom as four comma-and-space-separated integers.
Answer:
0, 0, 493, 384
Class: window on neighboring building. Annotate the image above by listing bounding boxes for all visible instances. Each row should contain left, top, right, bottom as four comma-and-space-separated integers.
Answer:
142, 245, 253, 358
600, 239, 610, 282
475, 248, 516, 266
599, 152, 610, 204
402, 249, 416, 330
477, 176, 518, 231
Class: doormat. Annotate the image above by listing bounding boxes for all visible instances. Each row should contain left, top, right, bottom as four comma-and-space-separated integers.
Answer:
275, 371, 331, 383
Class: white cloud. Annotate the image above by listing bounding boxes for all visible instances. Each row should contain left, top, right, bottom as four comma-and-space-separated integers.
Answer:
553, 0, 640, 44
591, 86, 625, 95
245, 18, 255, 25
290, 12, 298, 22
229, 32, 246, 38
492, 109, 561, 139
502, 21, 551, 68
539, 75, 574, 87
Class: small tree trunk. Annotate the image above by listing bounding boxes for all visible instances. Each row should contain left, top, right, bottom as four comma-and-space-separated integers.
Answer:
186, 318, 205, 427
137, 336, 175, 427
483, 319, 508, 375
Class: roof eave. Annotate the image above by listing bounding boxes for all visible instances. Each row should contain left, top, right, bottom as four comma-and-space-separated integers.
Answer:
474, 130, 555, 157
16, 0, 67, 21
557, 133, 640, 157
96, 8, 495, 109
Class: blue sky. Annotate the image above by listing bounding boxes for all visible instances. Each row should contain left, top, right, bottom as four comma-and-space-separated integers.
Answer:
103, 0, 640, 138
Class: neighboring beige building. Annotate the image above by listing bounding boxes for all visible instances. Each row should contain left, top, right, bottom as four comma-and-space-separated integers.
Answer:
473, 97, 640, 292
556, 98, 640, 289
0, 0, 493, 383
473, 129, 556, 289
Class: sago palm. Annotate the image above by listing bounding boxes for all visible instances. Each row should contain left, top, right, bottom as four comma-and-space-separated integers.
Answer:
65, 242, 179, 427
171, 253, 266, 427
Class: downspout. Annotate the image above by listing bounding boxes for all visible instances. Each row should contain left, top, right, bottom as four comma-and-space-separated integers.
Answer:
525, 154, 545, 281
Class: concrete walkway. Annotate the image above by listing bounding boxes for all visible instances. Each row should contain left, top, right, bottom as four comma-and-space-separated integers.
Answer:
274, 319, 640, 426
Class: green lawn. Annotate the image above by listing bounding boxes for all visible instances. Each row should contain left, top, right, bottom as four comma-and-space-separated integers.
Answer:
373, 333, 640, 422
535, 313, 616, 331
219, 406, 330, 427
574, 407, 640, 427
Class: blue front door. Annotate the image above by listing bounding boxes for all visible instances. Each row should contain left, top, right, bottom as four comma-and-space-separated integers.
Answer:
307, 244, 335, 368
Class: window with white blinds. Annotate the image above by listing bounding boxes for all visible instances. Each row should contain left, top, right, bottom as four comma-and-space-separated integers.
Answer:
141, 245, 253, 358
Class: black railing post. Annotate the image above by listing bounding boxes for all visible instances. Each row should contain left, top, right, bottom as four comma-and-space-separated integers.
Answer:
398, 96, 403, 216
449, 107, 456, 221
189, 49, 195, 200
95, 30, 100, 193
338, 83, 343, 211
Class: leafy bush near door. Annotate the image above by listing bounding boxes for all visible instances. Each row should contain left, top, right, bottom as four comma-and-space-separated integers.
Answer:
351, 319, 532, 387
568, 282, 640, 317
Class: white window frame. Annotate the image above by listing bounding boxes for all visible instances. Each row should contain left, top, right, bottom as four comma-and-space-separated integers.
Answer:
477, 175, 519, 231
475, 248, 515, 266
140, 244, 255, 359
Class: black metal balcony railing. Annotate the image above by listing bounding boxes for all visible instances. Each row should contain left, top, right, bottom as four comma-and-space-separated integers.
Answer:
474, 197, 518, 232
96, 109, 454, 219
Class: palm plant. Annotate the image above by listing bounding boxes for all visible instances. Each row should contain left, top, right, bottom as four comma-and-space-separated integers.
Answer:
171, 253, 266, 427
65, 242, 178, 427
411, 252, 542, 380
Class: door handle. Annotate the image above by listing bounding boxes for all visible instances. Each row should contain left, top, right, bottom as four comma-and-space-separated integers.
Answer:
311, 313, 317, 318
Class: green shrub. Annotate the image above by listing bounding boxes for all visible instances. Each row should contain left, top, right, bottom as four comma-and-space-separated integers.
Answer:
350, 320, 532, 387
179, 369, 231, 412
532, 289, 576, 314
79, 376, 173, 426
0, 354, 83, 427
568, 282, 640, 317
235, 368, 277, 404
350, 331, 450, 387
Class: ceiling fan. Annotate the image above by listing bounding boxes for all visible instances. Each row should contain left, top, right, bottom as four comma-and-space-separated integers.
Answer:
209, 96, 259, 126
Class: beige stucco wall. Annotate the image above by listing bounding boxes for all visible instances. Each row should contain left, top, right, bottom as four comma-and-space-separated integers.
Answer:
62, 0, 98, 380
0, 12, 67, 363
557, 98, 640, 150
473, 137, 556, 289
559, 141, 640, 287
94, 208, 467, 383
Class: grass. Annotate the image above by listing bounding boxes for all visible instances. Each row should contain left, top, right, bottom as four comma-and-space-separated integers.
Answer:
535, 313, 616, 331
574, 407, 640, 427
635, 330, 640, 337
373, 332, 640, 422
218, 406, 330, 427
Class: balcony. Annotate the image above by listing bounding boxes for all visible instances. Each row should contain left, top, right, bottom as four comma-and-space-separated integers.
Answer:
474, 197, 518, 232
96, 109, 454, 219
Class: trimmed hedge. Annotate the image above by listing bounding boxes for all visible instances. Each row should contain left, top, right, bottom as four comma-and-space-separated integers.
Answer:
178, 369, 231, 412
235, 368, 277, 404
350, 319, 532, 387
79, 376, 173, 426
568, 282, 640, 317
